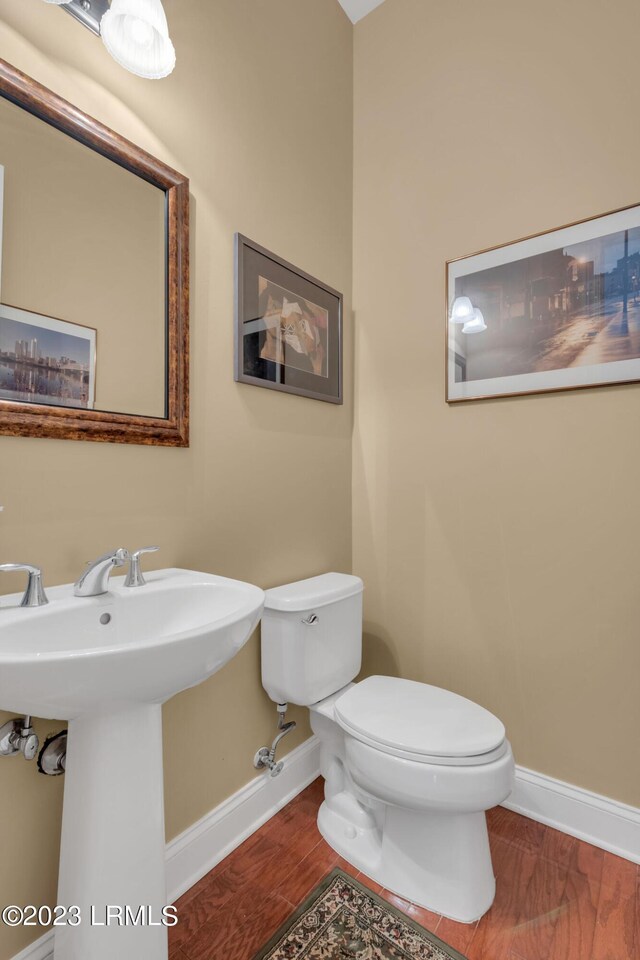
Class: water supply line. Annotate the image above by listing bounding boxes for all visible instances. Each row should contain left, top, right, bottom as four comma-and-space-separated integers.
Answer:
254, 703, 297, 778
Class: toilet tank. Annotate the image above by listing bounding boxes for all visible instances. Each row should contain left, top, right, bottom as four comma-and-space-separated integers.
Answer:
261, 573, 363, 706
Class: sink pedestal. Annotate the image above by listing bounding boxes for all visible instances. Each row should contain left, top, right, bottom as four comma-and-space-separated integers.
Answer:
55, 704, 168, 960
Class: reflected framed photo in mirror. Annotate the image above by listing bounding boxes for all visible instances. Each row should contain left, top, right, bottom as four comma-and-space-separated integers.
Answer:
0, 304, 96, 410
235, 234, 342, 404
0, 164, 4, 298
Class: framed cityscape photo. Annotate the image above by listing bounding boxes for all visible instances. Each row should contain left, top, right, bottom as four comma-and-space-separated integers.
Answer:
235, 234, 342, 404
0, 303, 96, 409
447, 202, 640, 402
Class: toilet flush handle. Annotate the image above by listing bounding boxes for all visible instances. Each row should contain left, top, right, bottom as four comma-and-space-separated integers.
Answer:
301, 613, 319, 625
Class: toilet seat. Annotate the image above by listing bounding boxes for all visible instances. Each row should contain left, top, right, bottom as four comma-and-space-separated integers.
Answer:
334, 676, 506, 767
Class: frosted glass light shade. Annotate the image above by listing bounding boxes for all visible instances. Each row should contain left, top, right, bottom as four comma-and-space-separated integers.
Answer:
462, 309, 487, 335
101, 0, 176, 79
450, 296, 475, 325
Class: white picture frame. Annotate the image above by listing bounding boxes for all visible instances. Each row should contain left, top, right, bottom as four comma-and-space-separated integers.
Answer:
447, 202, 640, 402
0, 302, 96, 409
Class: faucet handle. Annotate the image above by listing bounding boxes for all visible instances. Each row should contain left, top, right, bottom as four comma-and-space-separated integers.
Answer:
0, 563, 49, 607
125, 547, 159, 589
131, 546, 159, 560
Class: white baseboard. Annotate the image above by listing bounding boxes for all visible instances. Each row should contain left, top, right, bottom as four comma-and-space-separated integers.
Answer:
504, 764, 640, 864
11, 735, 321, 960
166, 734, 321, 900
10, 936, 54, 960
12, 750, 640, 960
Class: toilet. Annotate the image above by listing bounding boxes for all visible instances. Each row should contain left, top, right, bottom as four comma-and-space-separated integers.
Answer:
261, 572, 515, 923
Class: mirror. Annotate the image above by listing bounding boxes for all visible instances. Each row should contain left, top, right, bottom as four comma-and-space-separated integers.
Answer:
0, 59, 189, 445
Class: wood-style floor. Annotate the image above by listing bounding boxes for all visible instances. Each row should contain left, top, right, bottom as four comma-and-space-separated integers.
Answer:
169, 778, 639, 960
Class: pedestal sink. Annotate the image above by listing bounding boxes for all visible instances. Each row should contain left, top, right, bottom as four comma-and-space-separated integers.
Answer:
0, 568, 264, 960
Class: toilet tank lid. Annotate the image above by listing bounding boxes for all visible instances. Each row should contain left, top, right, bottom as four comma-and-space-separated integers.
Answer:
264, 573, 364, 612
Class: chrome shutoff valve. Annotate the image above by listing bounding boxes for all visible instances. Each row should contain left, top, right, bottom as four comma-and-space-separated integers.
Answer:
0, 716, 39, 761
254, 703, 297, 778
254, 747, 284, 779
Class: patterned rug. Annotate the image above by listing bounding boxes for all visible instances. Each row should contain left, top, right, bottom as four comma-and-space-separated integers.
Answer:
253, 869, 467, 960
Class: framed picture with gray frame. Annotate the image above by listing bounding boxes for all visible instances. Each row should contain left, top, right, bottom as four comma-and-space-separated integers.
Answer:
235, 234, 343, 404
447, 202, 640, 402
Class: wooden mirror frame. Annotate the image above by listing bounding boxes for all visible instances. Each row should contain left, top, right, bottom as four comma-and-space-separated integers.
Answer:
0, 59, 189, 446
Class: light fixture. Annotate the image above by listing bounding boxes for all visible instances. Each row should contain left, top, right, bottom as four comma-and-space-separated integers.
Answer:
100, 0, 176, 79
462, 309, 487, 335
449, 296, 475, 325
43, 0, 176, 79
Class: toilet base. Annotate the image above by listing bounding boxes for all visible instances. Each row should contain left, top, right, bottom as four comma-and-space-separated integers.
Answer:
317, 792, 496, 923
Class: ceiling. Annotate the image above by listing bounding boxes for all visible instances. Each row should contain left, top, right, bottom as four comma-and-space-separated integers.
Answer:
338, 0, 387, 24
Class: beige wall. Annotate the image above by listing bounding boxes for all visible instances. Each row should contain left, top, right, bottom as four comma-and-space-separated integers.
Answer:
353, 0, 640, 809
0, 2, 353, 956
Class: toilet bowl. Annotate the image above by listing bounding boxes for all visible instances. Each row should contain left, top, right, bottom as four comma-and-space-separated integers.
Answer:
260, 573, 515, 923
310, 678, 514, 921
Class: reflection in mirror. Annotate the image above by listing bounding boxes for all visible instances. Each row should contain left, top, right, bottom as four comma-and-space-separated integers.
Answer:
0, 95, 166, 419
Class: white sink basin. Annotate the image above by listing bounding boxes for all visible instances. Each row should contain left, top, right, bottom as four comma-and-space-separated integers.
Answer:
0, 567, 264, 960
0, 568, 264, 718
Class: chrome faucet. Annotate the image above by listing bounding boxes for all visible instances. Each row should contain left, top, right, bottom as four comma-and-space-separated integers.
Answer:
74, 548, 130, 598
0, 563, 49, 607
